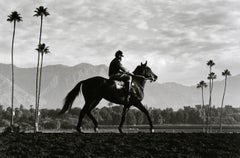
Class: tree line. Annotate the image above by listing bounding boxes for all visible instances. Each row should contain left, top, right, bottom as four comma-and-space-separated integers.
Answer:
0, 105, 239, 131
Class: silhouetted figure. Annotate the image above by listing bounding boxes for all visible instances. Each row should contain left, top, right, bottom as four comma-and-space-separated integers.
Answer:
109, 50, 131, 104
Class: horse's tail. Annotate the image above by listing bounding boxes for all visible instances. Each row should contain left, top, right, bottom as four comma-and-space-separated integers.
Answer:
59, 81, 83, 115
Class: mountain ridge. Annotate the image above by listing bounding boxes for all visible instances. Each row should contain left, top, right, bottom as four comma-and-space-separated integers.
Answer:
0, 63, 239, 109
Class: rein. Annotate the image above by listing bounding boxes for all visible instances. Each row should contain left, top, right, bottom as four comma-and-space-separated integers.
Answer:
130, 74, 153, 81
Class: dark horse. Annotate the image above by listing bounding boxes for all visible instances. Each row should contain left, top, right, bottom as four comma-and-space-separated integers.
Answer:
59, 61, 158, 133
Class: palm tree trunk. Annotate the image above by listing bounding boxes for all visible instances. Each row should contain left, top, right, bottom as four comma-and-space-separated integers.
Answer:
34, 52, 40, 132
209, 79, 214, 133
36, 53, 44, 129
207, 75, 211, 132
10, 21, 16, 128
37, 15, 43, 107
219, 76, 227, 132
207, 67, 213, 133
201, 87, 206, 132
34, 15, 43, 132
201, 87, 205, 109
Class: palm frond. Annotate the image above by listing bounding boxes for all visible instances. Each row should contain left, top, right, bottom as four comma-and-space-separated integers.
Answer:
34, 6, 50, 17
197, 80, 207, 88
207, 60, 215, 67
7, 11, 23, 22
36, 43, 50, 55
222, 69, 231, 76
207, 72, 217, 80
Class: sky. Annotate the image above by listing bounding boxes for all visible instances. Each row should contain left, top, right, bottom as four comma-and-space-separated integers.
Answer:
1, 0, 240, 85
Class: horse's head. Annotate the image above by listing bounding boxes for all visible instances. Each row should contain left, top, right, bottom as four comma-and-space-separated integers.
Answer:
133, 61, 158, 82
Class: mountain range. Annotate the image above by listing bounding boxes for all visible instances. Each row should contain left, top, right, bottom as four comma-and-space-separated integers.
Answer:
0, 63, 239, 110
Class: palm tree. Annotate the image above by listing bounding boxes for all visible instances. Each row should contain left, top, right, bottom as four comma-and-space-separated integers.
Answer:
206, 60, 215, 132
219, 69, 231, 132
197, 80, 207, 132
207, 60, 215, 74
7, 11, 22, 129
207, 71, 217, 132
34, 6, 50, 132
35, 43, 50, 130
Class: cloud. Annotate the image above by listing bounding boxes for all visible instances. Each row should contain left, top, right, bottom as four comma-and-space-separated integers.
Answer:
1, 0, 240, 85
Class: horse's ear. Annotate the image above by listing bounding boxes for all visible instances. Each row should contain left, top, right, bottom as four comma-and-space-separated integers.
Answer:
144, 61, 147, 66
141, 62, 143, 66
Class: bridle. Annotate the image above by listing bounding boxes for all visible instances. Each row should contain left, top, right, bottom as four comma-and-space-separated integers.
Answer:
131, 64, 157, 82
130, 74, 155, 81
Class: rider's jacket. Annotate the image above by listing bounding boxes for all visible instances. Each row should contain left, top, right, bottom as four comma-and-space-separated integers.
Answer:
108, 57, 127, 77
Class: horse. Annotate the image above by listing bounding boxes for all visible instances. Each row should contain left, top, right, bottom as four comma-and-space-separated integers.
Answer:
59, 61, 158, 133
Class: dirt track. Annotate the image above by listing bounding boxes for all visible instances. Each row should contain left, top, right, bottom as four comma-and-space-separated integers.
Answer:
0, 133, 240, 158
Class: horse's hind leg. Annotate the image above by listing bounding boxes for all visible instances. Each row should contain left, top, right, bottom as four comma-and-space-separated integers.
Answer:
87, 112, 98, 132
77, 98, 101, 133
118, 106, 129, 134
76, 103, 90, 133
87, 98, 101, 132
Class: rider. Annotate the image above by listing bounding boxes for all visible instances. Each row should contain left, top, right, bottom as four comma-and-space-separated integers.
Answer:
108, 50, 131, 104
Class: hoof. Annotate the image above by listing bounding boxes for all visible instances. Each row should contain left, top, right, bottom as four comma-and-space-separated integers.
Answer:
94, 127, 99, 133
150, 129, 155, 133
76, 127, 83, 133
118, 127, 124, 134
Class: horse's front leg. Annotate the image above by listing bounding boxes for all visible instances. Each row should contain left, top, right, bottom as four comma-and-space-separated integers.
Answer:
76, 126, 83, 133
134, 101, 154, 133
118, 106, 129, 133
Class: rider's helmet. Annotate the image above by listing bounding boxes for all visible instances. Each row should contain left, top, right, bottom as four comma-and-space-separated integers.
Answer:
115, 50, 124, 58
